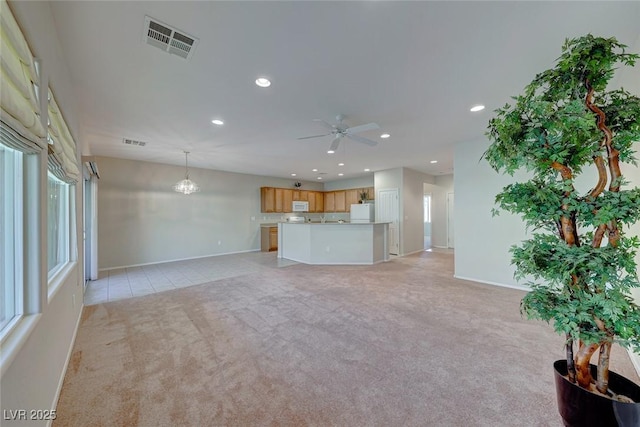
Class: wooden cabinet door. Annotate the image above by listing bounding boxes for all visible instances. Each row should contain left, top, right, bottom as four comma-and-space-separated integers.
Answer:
315, 192, 324, 212
275, 188, 284, 212
261, 187, 275, 212
299, 191, 309, 201
292, 190, 301, 201
334, 190, 346, 212
283, 189, 293, 212
307, 191, 317, 212
269, 227, 278, 251
345, 189, 358, 207
324, 192, 335, 212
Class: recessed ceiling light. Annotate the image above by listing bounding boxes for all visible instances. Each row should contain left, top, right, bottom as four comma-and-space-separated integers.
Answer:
430, 160, 438, 164
312, 168, 318, 172
255, 77, 271, 88
327, 150, 335, 154
470, 104, 485, 112
364, 168, 370, 172
338, 162, 344, 166
338, 173, 344, 176
380, 133, 390, 139
317, 176, 323, 180
211, 119, 224, 125
291, 173, 297, 176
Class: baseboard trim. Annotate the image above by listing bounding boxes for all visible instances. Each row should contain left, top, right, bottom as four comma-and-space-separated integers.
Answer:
48, 304, 83, 427
453, 274, 530, 292
99, 249, 260, 272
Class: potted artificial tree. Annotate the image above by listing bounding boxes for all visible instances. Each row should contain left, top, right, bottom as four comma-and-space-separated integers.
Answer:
484, 35, 640, 426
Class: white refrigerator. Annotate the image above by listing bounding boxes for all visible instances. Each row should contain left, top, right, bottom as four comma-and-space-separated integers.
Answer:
350, 203, 375, 223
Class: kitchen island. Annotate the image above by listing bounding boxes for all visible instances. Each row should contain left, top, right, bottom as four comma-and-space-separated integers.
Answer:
277, 222, 389, 265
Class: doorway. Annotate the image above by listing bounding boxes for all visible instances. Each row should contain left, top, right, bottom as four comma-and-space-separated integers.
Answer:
424, 193, 432, 249
377, 188, 399, 255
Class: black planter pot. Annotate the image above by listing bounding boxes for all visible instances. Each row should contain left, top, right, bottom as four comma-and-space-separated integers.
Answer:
554, 359, 640, 427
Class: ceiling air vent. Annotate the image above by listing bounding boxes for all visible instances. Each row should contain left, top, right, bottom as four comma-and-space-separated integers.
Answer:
143, 16, 198, 60
123, 138, 147, 147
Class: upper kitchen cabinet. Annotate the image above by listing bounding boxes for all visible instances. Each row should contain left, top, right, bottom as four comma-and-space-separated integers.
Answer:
324, 191, 335, 212
261, 187, 276, 212
345, 189, 359, 206
334, 190, 346, 212
261, 186, 374, 213
315, 191, 324, 212
307, 191, 317, 212
323, 190, 347, 213
261, 187, 293, 213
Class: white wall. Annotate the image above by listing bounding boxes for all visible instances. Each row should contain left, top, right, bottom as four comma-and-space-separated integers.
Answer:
1, 1, 84, 425
454, 137, 532, 289
97, 156, 324, 269
323, 176, 374, 191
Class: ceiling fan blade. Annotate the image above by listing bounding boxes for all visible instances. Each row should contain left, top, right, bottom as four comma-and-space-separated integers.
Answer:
312, 119, 336, 131
347, 134, 378, 146
297, 133, 332, 140
328, 136, 341, 152
345, 122, 380, 135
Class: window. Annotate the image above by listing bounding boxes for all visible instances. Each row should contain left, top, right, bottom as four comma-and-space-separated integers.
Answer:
1, 145, 24, 333
424, 194, 432, 223
47, 171, 70, 278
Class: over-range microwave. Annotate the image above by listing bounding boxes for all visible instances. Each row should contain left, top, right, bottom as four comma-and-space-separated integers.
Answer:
292, 201, 309, 212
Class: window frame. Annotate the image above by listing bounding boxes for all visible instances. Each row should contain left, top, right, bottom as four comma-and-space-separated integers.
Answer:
0, 146, 24, 335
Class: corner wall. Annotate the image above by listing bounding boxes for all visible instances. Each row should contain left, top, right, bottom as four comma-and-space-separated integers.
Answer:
97, 156, 324, 269
1, 2, 84, 425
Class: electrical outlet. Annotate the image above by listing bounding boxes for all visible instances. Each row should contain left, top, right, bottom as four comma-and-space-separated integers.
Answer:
251, 216, 256, 221
218, 240, 222, 245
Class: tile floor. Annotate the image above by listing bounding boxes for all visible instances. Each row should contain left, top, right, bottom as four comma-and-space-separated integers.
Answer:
83, 248, 454, 306
83, 251, 298, 305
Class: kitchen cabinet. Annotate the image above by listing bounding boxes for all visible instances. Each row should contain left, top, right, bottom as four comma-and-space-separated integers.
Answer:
275, 188, 284, 212
324, 192, 335, 212
307, 191, 317, 212
334, 190, 346, 212
261, 187, 276, 212
283, 189, 293, 212
315, 191, 324, 212
345, 189, 359, 206
261, 186, 374, 213
261, 225, 278, 252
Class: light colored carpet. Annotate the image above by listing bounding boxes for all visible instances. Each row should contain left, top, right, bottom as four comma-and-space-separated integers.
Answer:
53, 252, 639, 426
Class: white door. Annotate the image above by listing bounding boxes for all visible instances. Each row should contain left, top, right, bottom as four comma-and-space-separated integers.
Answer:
378, 188, 399, 255
447, 192, 454, 249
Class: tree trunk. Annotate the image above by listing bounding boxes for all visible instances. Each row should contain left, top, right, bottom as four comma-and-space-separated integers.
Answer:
575, 342, 599, 389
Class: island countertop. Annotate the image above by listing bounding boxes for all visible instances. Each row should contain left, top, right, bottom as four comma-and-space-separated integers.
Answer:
277, 221, 389, 265
280, 221, 390, 225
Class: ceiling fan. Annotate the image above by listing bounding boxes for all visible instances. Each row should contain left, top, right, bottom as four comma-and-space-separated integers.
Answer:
297, 114, 380, 153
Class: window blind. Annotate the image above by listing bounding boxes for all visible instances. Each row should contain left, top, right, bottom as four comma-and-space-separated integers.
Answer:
0, 0, 46, 152
47, 90, 79, 183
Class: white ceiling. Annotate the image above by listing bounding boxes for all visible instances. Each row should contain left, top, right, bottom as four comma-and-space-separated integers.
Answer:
48, 1, 640, 183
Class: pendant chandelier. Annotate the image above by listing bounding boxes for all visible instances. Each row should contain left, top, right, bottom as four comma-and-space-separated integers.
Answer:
173, 151, 200, 195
